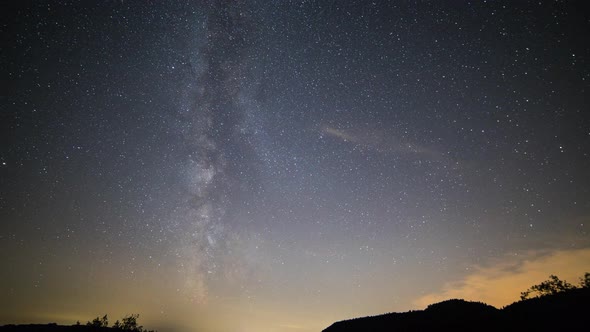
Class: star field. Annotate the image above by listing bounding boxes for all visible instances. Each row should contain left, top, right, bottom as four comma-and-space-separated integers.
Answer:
2, 1, 589, 332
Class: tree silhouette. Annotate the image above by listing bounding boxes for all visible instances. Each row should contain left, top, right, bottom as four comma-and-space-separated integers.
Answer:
120, 314, 141, 331
520, 275, 575, 300
80, 313, 155, 332
580, 272, 590, 288
87, 315, 108, 328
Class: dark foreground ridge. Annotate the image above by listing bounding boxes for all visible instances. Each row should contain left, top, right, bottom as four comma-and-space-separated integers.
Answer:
0, 324, 157, 332
0, 314, 154, 332
0, 326, 113, 332
323, 287, 590, 332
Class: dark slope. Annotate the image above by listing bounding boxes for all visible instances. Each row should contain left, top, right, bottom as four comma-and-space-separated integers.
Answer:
324, 300, 500, 332
323, 288, 590, 332
0, 325, 113, 332
0, 324, 153, 332
502, 287, 590, 330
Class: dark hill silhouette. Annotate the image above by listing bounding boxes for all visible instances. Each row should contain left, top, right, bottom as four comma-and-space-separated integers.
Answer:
323, 287, 590, 332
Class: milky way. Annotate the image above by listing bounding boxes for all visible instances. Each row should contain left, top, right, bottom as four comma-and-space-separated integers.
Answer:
172, 1, 267, 303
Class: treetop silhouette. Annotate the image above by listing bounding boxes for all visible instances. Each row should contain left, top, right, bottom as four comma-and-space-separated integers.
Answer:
519, 273, 588, 300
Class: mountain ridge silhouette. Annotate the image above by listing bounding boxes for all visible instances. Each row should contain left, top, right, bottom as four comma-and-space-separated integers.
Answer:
323, 287, 590, 332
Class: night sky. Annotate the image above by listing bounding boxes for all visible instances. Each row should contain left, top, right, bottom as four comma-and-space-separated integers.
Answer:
2, 1, 590, 332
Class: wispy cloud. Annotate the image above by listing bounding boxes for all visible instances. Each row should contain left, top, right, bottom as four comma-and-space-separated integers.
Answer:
321, 126, 448, 163
323, 127, 358, 143
414, 248, 590, 308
